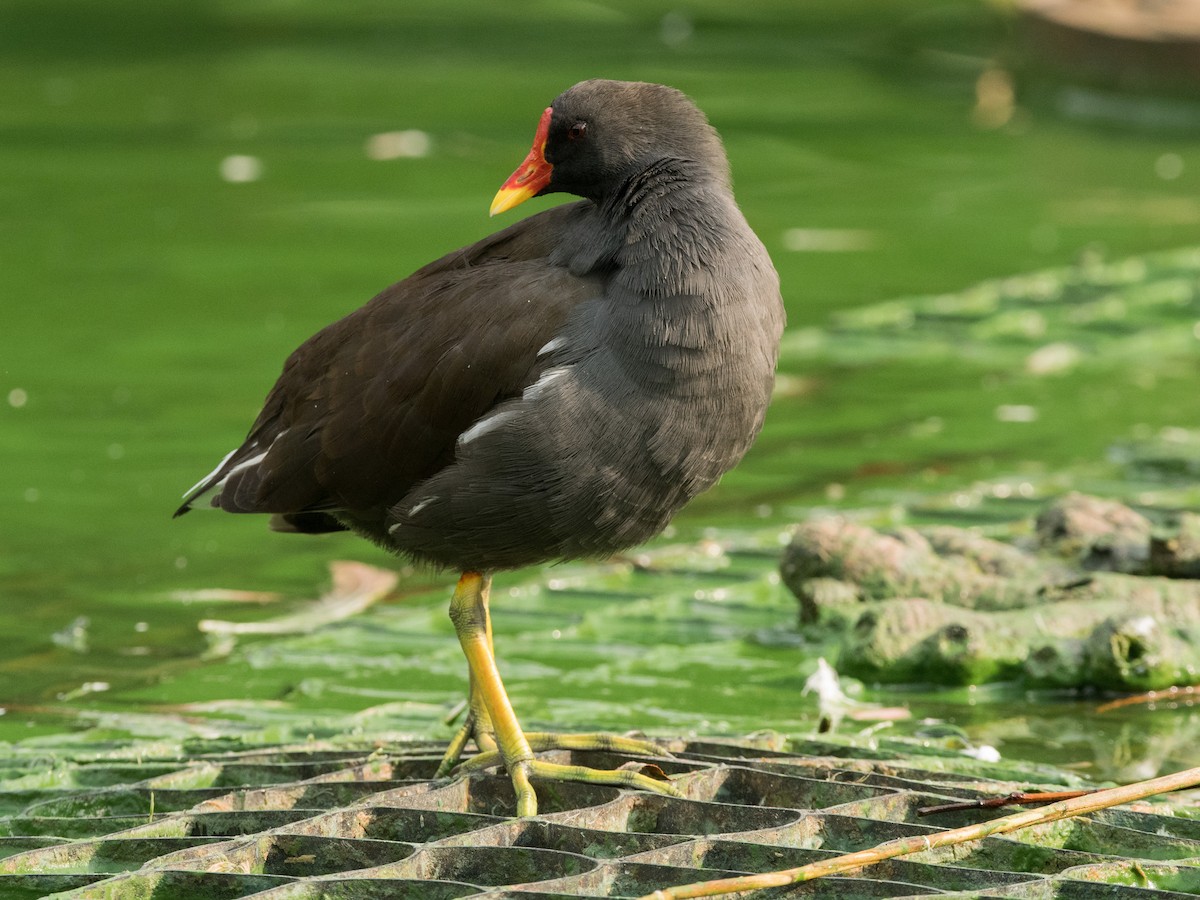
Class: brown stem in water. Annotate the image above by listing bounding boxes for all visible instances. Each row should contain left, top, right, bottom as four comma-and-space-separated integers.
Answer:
1095, 684, 1200, 713
640, 766, 1200, 900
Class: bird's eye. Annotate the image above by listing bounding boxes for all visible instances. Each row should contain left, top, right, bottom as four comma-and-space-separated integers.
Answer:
567, 121, 587, 142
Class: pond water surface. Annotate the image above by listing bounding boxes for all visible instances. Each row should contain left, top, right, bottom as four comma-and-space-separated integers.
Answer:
3, 1, 1199, 780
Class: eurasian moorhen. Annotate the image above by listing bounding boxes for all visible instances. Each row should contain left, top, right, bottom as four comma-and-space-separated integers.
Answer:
177, 79, 784, 815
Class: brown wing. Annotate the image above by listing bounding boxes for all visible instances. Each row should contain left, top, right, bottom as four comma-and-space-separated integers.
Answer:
177, 201, 599, 529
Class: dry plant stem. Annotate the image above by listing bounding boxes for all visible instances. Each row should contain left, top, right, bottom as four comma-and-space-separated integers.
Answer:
918, 789, 1094, 817
641, 766, 1200, 900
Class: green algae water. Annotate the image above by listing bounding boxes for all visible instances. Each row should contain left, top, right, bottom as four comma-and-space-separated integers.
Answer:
2, 1, 1199, 778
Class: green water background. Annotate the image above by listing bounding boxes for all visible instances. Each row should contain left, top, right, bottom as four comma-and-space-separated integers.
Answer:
3, 1, 1199, 777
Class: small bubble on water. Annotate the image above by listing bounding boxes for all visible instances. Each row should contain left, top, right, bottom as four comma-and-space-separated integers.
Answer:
995, 404, 1038, 423
1155, 152, 1184, 181
220, 154, 262, 183
366, 130, 432, 160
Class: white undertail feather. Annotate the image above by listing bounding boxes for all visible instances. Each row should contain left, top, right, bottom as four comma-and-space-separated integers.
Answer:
180, 430, 288, 509
180, 448, 237, 501
223, 450, 268, 481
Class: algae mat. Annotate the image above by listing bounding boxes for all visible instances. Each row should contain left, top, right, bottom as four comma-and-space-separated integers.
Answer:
5, 735, 1200, 899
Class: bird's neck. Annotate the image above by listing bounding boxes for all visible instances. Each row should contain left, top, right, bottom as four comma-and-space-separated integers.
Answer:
603, 157, 727, 223
606, 160, 740, 297
552, 161, 739, 286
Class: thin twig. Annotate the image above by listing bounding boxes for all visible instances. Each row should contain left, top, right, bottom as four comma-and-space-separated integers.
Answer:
918, 789, 1093, 817
639, 765, 1200, 900
1095, 685, 1199, 713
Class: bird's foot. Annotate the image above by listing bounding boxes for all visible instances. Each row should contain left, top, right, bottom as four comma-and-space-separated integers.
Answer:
457, 750, 681, 816
448, 731, 680, 816
439, 721, 673, 774
454, 730, 671, 771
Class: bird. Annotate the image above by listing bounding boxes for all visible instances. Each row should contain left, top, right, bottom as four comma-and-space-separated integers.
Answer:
176, 79, 784, 816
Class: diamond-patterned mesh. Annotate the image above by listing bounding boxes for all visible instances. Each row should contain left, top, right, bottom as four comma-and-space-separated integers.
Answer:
3, 738, 1200, 898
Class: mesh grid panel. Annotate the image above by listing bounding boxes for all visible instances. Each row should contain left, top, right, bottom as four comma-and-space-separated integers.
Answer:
3, 738, 1200, 898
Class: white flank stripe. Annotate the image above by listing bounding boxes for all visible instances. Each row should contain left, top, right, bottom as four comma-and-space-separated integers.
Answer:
522, 366, 570, 401
458, 409, 518, 446
407, 496, 436, 516
537, 337, 565, 357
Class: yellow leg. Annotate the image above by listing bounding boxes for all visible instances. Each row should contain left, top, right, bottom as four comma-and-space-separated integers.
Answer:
436, 577, 498, 778
469, 576, 498, 753
448, 571, 538, 815
443, 572, 681, 817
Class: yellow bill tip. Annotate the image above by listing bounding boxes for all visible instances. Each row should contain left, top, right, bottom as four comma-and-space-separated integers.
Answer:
490, 184, 537, 217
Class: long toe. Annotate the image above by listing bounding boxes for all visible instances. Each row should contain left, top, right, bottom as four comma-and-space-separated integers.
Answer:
436, 716, 476, 778
525, 732, 677, 758
527, 758, 682, 799
436, 709, 499, 778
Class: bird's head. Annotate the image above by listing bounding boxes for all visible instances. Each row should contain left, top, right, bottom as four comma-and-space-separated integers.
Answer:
491, 79, 729, 216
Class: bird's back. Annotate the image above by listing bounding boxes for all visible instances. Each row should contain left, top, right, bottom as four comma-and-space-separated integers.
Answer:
177, 202, 600, 540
